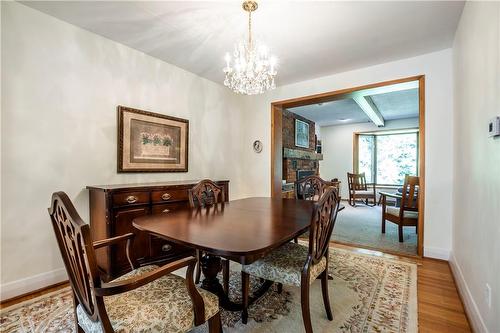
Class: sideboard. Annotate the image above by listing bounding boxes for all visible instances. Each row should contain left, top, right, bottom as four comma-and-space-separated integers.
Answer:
87, 180, 229, 281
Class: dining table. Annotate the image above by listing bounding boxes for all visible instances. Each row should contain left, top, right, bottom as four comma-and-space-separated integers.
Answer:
133, 197, 317, 311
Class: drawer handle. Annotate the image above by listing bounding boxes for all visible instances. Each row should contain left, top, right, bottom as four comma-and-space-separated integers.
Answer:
161, 244, 172, 252
161, 193, 172, 201
162, 209, 170, 213
126, 195, 138, 204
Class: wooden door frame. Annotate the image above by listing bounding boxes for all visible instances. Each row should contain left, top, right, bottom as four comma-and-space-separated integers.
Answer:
270, 75, 426, 257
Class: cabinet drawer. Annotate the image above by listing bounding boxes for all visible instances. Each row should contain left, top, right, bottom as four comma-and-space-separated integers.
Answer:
151, 201, 189, 215
112, 191, 150, 207
150, 236, 193, 260
151, 189, 189, 203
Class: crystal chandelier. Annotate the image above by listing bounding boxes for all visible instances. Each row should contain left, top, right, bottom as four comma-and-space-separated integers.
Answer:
223, 1, 278, 95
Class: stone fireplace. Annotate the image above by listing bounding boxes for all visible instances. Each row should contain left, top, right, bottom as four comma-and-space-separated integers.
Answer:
281, 109, 323, 197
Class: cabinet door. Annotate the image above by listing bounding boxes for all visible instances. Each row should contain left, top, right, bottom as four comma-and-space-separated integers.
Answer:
113, 206, 150, 273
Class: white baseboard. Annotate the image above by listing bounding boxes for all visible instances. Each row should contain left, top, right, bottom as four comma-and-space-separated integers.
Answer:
423, 246, 450, 260
1, 268, 68, 301
449, 252, 489, 333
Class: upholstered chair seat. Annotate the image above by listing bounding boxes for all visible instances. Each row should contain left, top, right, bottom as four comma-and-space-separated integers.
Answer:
242, 242, 327, 286
386, 206, 419, 219
76, 265, 219, 333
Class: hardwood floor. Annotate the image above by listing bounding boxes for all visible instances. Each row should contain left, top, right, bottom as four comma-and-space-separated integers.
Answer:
1, 244, 472, 332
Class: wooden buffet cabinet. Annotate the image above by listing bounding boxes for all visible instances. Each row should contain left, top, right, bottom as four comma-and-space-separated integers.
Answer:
87, 180, 229, 281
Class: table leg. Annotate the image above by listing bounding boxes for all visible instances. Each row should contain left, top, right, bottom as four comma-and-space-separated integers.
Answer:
200, 254, 274, 312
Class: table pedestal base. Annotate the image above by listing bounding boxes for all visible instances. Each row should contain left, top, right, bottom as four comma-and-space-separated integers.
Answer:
200, 254, 273, 311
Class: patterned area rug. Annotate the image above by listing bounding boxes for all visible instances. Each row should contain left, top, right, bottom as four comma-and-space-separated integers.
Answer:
1, 247, 417, 333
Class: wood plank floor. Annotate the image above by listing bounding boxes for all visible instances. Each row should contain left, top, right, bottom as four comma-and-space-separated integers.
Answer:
1, 244, 472, 332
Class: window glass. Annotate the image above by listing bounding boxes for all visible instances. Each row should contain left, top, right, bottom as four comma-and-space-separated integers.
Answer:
358, 135, 374, 183
358, 132, 418, 185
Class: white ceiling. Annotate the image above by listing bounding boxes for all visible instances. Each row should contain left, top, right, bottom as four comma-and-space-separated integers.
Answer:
288, 88, 419, 127
21, 1, 464, 86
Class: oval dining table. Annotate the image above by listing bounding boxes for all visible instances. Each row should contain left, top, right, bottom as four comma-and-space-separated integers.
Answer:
133, 197, 316, 311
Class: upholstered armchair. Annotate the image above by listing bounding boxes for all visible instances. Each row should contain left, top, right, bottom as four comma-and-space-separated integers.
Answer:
48, 192, 222, 333
347, 172, 376, 206
241, 187, 341, 333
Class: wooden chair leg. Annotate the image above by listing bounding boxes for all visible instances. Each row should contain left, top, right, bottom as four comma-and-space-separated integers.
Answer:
194, 250, 202, 284
293, 237, 298, 243
320, 270, 333, 320
399, 225, 404, 242
277, 282, 283, 294
300, 280, 313, 333
222, 259, 230, 294
208, 312, 222, 333
241, 271, 250, 324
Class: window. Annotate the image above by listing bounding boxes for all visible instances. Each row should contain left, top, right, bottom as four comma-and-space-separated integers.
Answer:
357, 130, 418, 185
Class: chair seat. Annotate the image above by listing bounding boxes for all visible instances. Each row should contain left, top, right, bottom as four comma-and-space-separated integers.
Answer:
353, 190, 374, 196
76, 265, 219, 333
386, 206, 419, 219
242, 242, 327, 286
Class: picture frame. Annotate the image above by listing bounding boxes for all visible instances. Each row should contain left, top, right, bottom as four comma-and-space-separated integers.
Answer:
295, 119, 310, 148
117, 106, 188, 172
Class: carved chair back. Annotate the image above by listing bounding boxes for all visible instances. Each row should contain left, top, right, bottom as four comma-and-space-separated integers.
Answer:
347, 172, 368, 192
295, 175, 335, 201
189, 179, 225, 208
400, 175, 419, 214
48, 192, 102, 322
308, 187, 341, 264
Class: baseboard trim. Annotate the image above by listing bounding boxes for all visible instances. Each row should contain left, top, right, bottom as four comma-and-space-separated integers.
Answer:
449, 252, 489, 333
1, 268, 68, 301
423, 246, 450, 260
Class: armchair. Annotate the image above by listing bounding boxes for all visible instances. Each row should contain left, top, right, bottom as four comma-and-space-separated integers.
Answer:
48, 191, 222, 333
347, 172, 376, 206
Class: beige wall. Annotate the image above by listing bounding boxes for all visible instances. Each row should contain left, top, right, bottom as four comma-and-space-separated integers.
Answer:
242, 49, 454, 260
451, 2, 500, 332
1, 2, 245, 299
319, 117, 419, 196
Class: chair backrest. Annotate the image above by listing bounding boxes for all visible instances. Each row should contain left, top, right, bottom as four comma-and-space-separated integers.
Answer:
188, 179, 225, 208
400, 175, 419, 213
295, 175, 335, 201
347, 172, 368, 191
48, 192, 101, 321
308, 187, 341, 263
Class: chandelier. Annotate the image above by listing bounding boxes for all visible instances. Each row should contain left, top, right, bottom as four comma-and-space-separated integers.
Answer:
223, 1, 278, 95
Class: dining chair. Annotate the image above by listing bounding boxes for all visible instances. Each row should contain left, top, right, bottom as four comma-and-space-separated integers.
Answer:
347, 172, 376, 206
188, 179, 230, 292
48, 192, 222, 333
241, 187, 341, 333
295, 175, 337, 201
380, 175, 419, 242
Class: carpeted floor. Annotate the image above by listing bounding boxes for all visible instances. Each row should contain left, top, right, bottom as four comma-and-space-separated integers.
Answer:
1, 246, 417, 333
331, 203, 418, 255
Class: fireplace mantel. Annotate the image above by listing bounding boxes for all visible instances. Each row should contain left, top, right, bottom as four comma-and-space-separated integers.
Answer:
283, 148, 323, 161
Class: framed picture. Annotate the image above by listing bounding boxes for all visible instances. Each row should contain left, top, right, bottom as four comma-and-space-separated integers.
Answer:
117, 106, 188, 172
295, 119, 310, 148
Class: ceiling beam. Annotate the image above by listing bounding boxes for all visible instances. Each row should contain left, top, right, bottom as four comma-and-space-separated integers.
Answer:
352, 95, 385, 127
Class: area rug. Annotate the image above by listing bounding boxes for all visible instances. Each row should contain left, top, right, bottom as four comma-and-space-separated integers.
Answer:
331, 204, 418, 255
1, 247, 417, 333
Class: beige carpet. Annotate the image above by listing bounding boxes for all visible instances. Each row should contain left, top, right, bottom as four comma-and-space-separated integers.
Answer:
331, 204, 418, 255
1, 247, 417, 333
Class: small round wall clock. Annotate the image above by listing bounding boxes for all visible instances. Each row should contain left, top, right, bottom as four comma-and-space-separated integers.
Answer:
253, 140, 263, 153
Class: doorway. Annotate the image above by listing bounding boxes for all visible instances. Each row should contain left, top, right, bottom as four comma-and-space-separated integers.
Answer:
270, 76, 425, 257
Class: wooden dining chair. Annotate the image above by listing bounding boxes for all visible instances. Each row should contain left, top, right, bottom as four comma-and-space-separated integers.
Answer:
380, 175, 419, 242
48, 192, 222, 333
188, 179, 230, 292
295, 175, 337, 201
241, 187, 341, 333
347, 172, 376, 206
